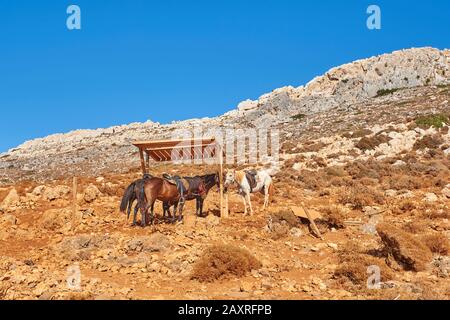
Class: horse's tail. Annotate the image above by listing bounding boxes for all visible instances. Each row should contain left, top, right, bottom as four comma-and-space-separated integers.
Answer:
136, 179, 147, 212
268, 183, 275, 204
120, 181, 136, 213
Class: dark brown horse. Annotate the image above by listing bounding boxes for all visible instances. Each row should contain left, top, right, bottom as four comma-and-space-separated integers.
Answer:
137, 173, 219, 226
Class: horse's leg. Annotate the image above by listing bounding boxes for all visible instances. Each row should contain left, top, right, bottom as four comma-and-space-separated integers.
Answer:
200, 198, 204, 217
241, 194, 247, 215
177, 200, 185, 222
263, 185, 269, 209
195, 198, 200, 216
246, 193, 254, 216
132, 205, 138, 226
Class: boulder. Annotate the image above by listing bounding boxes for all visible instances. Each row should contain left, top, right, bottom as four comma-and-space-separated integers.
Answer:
83, 184, 102, 203
237, 99, 258, 112
442, 185, 450, 199
424, 193, 438, 203
43, 186, 71, 201
1, 189, 20, 209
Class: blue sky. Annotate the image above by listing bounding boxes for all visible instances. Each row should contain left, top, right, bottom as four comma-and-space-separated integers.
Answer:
1, 0, 449, 152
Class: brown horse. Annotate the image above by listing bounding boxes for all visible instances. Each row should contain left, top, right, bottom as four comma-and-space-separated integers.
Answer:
137, 173, 219, 226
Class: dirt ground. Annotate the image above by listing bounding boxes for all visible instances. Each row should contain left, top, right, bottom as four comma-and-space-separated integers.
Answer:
0, 152, 449, 300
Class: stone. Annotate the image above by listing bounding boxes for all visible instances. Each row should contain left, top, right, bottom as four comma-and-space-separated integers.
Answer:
83, 184, 102, 203
43, 186, 71, 201
290, 227, 303, 238
240, 281, 253, 292
442, 185, 450, 199
1, 189, 20, 208
205, 214, 220, 228
237, 99, 258, 112
424, 193, 438, 203
127, 233, 170, 253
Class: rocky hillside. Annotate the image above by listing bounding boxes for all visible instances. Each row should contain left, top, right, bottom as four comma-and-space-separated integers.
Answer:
0, 47, 449, 184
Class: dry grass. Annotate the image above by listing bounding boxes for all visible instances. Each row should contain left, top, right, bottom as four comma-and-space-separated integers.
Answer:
421, 233, 450, 256
376, 223, 433, 271
320, 206, 346, 229
413, 135, 444, 150
191, 245, 262, 282
338, 185, 385, 210
334, 242, 394, 286
356, 134, 391, 151
270, 209, 299, 228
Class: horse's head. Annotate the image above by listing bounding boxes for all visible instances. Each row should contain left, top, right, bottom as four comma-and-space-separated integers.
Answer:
224, 170, 235, 188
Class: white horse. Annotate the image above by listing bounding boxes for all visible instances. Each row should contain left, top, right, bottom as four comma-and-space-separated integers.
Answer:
224, 169, 274, 216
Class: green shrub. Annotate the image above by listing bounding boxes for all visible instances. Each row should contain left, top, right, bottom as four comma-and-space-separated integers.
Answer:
375, 88, 402, 97
291, 113, 306, 121
415, 114, 449, 129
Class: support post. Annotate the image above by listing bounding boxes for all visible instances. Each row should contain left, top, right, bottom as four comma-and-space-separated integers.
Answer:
219, 144, 228, 218
145, 151, 150, 173
139, 148, 147, 175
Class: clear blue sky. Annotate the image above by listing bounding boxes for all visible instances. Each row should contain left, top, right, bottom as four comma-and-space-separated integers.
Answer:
1, 1, 449, 152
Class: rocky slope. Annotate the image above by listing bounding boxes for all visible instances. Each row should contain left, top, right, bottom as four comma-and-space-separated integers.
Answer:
0, 47, 449, 184
0, 47, 450, 301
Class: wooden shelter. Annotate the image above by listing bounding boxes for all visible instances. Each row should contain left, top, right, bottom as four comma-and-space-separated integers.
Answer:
132, 138, 227, 217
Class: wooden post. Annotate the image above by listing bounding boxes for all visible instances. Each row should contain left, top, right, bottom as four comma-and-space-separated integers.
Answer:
145, 151, 150, 173
139, 148, 147, 175
219, 144, 225, 218
302, 203, 323, 240
72, 177, 77, 216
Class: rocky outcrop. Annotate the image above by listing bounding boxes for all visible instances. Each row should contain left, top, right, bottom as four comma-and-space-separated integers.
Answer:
0, 47, 448, 184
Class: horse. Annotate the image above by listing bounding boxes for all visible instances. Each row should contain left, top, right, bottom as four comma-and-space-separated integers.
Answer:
120, 174, 184, 226
167, 173, 220, 217
224, 169, 274, 216
137, 173, 220, 227
120, 174, 153, 224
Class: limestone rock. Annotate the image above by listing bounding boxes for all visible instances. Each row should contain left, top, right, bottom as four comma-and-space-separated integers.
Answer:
1, 189, 20, 208
83, 184, 102, 203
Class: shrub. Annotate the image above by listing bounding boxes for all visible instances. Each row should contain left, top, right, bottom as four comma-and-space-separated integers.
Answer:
415, 114, 449, 129
338, 186, 385, 210
291, 113, 306, 121
191, 245, 261, 282
334, 242, 393, 285
421, 233, 450, 256
320, 206, 346, 229
270, 209, 299, 228
413, 135, 444, 150
375, 88, 402, 97
376, 223, 433, 271
356, 135, 391, 151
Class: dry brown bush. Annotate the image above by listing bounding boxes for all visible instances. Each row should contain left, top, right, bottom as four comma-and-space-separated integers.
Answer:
191, 245, 261, 282
320, 206, 346, 229
403, 221, 428, 234
338, 185, 385, 210
421, 233, 450, 256
270, 209, 299, 228
413, 135, 444, 150
356, 135, 391, 151
392, 200, 417, 215
334, 242, 394, 285
376, 223, 433, 271
325, 166, 347, 177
